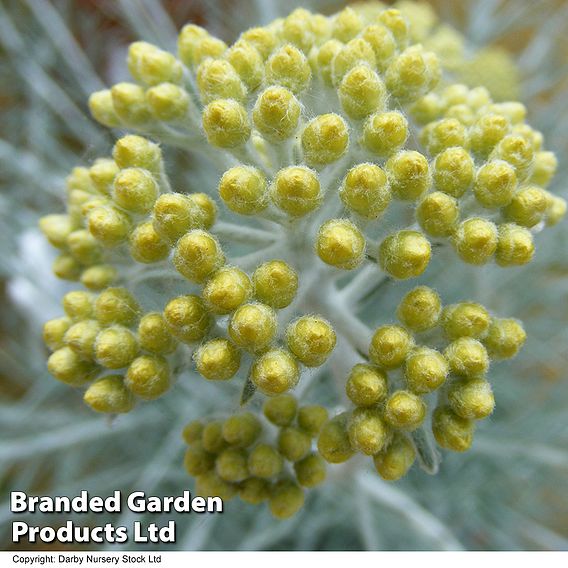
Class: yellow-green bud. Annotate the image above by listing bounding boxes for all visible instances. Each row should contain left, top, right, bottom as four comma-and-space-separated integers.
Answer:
346, 364, 388, 407
194, 338, 241, 381
544, 194, 567, 226
397, 286, 441, 332
297, 405, 329, 437
404, 347, 448, 394
252, 86, 301, 143
228, 303, 277, 353
195, 472, 236, 502
173, 229, 225, 283
421, 118, 468, 156
361, 24, 397, 71
183, 442, 215, 476
409, 93, 443, 125
219, 165, 268, 215
386, 150, 431, 201
127, 41, 182, 86
373, 433, 416, 481
339, 64, 386, 119
432, 406, 474, 452
64, 319, 101, 360
496, 223, 535, 267
145, 83, 190, 121
47, 347, 98, 386
474, 160, 517, 208
316, 219, 366, 270
251, 348, 300, 395
196, 59, 247, 104
269, 480, 305, 519
125, 354, 170, 399
265, 44, 311, 93
483, 318, 526, 359
369, 325, 414, 369
39, 214, 76, 249
294, 453, 326, 488
89, 159, 119, 197
113, 168, 159, 214
348, 406, 390, 455
84, 375, 135, 414
530, 151, 557, 187
241, 27, 278, 60
313, 39, 343, 85
182, 420, 204, 445
448, 377, 495, 420
177, 25, 221, 67
238, 478, 271, 505
110, 82, 151, 125
361, 111, 408, 157
163, 295, 212, 343
202, 99, 251, 148
87, 205, 132, 248
278, 426, 312, 462
52, 254, 82, 282
452, 218, 498, 265
379, 230, 431, 279
264, 394, 298, 427
113, 135, 162, 173
384, 390, 426, 431
248, 444, 283, 478
215, 448, 249, 482
332, 7, 363, 42
80, 265, 116, 291
444, 337, 489, 378
469, 113, 510, 157
129, 221, 170, 264
286, 316, 336, 367
201, 420, 229, 454
225, 40, 264, 90
503, 186, 548, 228
441, 303, 491, 340
490, 134, 534, 181
416, 191, 460, 237
63, 291, 95, 321
302, 114, 349, 167
137, 312, 177, 355
378, 8, 410, 47
88, 90, 121, 128
222, 412, 261, 448
271, 166, 322, 217
253, 260, 298, 309
332, 38, 376, 86
340, 163, 391, 219
43, 317, 72, 352
95, 326, 139, 370
95, 287, 140, 327
432, 147, 474, 198
317, 413, 355, 464
203, 267, 252, 315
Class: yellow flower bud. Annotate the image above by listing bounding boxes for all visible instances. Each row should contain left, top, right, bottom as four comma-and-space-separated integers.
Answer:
52, 255, 82, 281
228, 302, 277, 353
346, 364, 388, 407
495, 223, 535, 267
87, 205, 132, 248
416, 191, 460, 237
378, 8, 410, 47
441, 303, 491, 340
421, 118, 468, 156
271, 166, 322, 216
314, 39, 343, 85
173, 229, 225, 283
361, 111, 408, 157
202, 420, 229, 454
490, 134, 534, 181
202, 99, 251, 148
84, 375, 135, 414
137, 312, 177, 355
145, 83, 190, 121
238, 478, 271, 505
88, 90, 121, 128
444, 104, 475, 126
316, 219, 366, 270
386, 150, 431, 201
489, 102, 526, 125
432, 406, 474, 452
129, 221, 170, 264
113, 135, 162, 172
483, 318, 526, 359
252, 86, 301, 143
125, 354, 170, 400
222, 412, 261, 448
331, 38, 376, 85
191, 35, 229, 68
317, 413, 355, 463
39, 214, 76, 249
503, 186, 548, 228
95, 326, 139, 370
301, 113, 349, 166
269, 480, 305, 519
225, 40, 264, 91
530, 151, 557, 188
203, 267, 252, 315
183, 442, 215, 476
297, 405, 329, 437
348, 407, 390, 455
452, 218, 498, 265
469, 114, 510, 157
112, 168, 159, 214
265, 44, 311, 93
373, 433, 416, 481
286, 315, 336, 367
127, 41, 182, 86
63, 291, 95, 321
218, 166, 267, 215
64, 319, 101, 360
397, 286, 441, 332
95, 288, 140, 327
253, 260, 298, 309
474, 160, 517, 208
544, 194, 567, 226
196, 59, 247, 104
332, 7, 363, 42
369, 324, 414, 369
43, 317, 72, 352
195, 473, 236, 502
278, 426, 312, 462
47, 347, 98, 386
248, 444, 283, 478
241, 27, 278, 60
513, 123, 543, 151
182, 420, 204, 445
444, 337, 489, 378
379, 230, 431, 279
384, 390, 426, 431
264, 394, 298, 427
110, 82, 151, 125
80, 265, 117, 291
251, 348, 300, 395
194, 338, 241, 381
340, 163, 391, 219
448, 377, 495, 420
177, 25, 214, 67
360, 24, 397, 71
215, 448, 249, 482
432, 147, 474, 198
89, 159, 119, 197
163, 295, 212, 343
409, 92, 443, 125
404, 347, 448, 394
294, 453, 326, 488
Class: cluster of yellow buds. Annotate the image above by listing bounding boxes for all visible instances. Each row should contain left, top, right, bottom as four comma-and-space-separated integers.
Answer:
39, 0, 565, 519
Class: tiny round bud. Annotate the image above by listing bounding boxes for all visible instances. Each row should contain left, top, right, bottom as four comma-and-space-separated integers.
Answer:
177, 25, 222, 67
432, 147, 474, 198
43, 317, 72, 352
194, 338, 241, 381
228, 303, 277, 353
404, 347, 448, 394
265, 44, 311, 93
95, 288, 140, 327
129, 221, 170, 264
64, 319, 101, 360
491, 134, 534, 181
379, 230, 431, 279
226, 39, 264, 90
378, 8, 410, 46
384, 390, 426, 431
222, 412, 261, 448
84, 375, 135, 414
269, 480, 304, 519
271, 166, 322, 217
503, 186, 548, 228
251, 348, 300, 395
338, 65, 386, 120
195, 472, 236, 502
545, 194, 567, 226
317, 413, 355, 464
316, 219, 366, 270
80, 265, 117, 291
421, 118, 467, 156
348, 407, 390, 455
89, 159, 119, 197
302, 114, 349, 166
127, 41, 182, 86
314, 39, 343, 85
369, 325, 414, 369
202, 99, 251, 148
88, 90, 120, 128
416, 191, 460, 237
409, 93, 443, 125
530, 151, 557, 187
47, 346, 98, 386
203, 267, 252, 315
183, 421, 204, 445
345, 364, 388, 407
474, 160, 517, 208
202, 420, 229, 454
441, 303, 491, 340
87, 205, 132, 247
297, 405, 329, 437
452, 218, 498, 265
113, 135, 162, 172
252, 86, 301, 142
444, 337, 489, 378
469, 114, 510, 157
483, 318, 526, 359
110, 82, 151, 125
386, 150, 430, 201
333, 37, 377, 85
238, 478, 271, 505
63, 291, 95, 321
278, 427, 312, 462
216, 448, 249, 482
52, 254, 82, 281
397, 286, 441, 332
164, 295, 212, 344
219, 166, 268, 215
263, 394, 298, 427
125, 355, 170, 399
294, 453, 326, 488
241, 27, 278, 60
253, 260, 298, 309
248, 444, 283, 478
373, 433, 416, 481
332, 6, 363, 42
95, 326, 139, 370
432, 406, 474, 452
196, 59, 247, 104
173, 230, 224, 283
286, 316, 336, 367
361, 24, 397, 71
340, 163, 391, 219
361, 111, 408, 157
39, 214, 76, 249
183, 442, 215, 476
448, 377, 495, 420
137, 313, 177, 355
145, 83, 190, 121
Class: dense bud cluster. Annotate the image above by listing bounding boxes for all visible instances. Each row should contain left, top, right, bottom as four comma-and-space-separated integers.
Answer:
39, 1, 564, 519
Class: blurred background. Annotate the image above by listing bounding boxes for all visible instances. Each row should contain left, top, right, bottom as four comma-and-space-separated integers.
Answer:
1, 0, 567, 551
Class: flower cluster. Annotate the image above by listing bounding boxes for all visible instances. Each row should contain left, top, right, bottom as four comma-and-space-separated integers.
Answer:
39, 1, 565, 519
